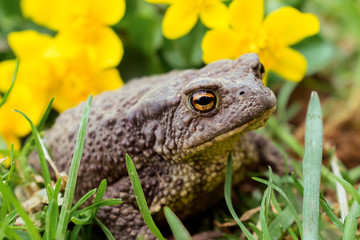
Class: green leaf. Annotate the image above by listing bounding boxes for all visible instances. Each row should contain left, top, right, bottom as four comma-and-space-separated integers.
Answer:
45, 178, 61, 240
69, 225, 82, 240
70, 199, 123, 225
302, 91, 323, 240
71, 210, 92, 225
92, 179, 107, 216
0, 182, 41, 240
4, 228, 21, 240
248, 223, 263, 240
343, 187, 360, 239
94, 217, 116, 240
332, 175, 360, 208
56, 95, 93, 240
225, 153, 256, 240
0, 210, 17, 239
164, 207, 191, 240
259, 168, 272, 240
268, 206, 295, 239
125, 154, 165, 240
0, 59, 19, 108
37, 97, 54, 132
70, 189, 97, 214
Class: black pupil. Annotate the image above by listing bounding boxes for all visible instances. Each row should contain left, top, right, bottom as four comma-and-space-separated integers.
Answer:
195, 95, 213, 105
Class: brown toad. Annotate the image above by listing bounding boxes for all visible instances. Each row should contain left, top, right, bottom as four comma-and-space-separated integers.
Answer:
40, 53, 278, 239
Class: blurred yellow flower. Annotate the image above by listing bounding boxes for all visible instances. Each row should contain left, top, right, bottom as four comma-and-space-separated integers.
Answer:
0, 60, 47, 155
202, 0, 320, 82
4, 30, 123, 112
0, 0, 125, 164
21, 0, 125, 69
147, 0, 229, 39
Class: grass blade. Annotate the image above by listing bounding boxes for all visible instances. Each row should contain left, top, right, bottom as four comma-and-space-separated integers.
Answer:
92, 179, 107, 216
45, 178, 61, 240
70, 199, 122, 221
343, 187, 360, 239
332, 175, 360, 208
225, 153, 256, 240
330, 152, 349, 222
292, 172, 343, 232
56, 95, 93, 240
302, 91, 323, 240
268, 206, 295, 239
164, 206, 191, 240
70, 189, 97, 214
259, 168, 272, 240
37, 97, 54, 132
14, 110, 52, 190
125, 154, 165, 240
94, 217, 116, 240
20, 98, 54, 157
0, 210, 17, 239
69, 225, 82, 240
0, 182, 41, 240
0, 59, 19, 108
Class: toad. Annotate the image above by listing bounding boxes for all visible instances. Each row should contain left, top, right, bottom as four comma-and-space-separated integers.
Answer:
40, 53, 278, 239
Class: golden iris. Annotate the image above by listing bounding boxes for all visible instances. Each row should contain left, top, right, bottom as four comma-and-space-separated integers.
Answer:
190, 91, 216, 112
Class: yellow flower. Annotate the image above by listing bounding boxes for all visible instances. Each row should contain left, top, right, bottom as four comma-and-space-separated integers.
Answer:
147, 0, 229, 39
5, 30, 123, 112
21, 0, 125, 69
0, 60, 48, 151
201, 0, 320, 82
0, 30, 122, 152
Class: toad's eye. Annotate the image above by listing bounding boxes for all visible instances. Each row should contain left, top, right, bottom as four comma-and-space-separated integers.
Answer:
190, 91, 216, 112
260, 63, 265, 74
258, 63, 265, 79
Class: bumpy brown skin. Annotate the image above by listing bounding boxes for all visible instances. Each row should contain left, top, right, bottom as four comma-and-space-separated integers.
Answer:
44, 53, 277, 239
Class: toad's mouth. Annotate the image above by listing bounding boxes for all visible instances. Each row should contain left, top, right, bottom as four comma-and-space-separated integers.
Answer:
185, 105, 276, 153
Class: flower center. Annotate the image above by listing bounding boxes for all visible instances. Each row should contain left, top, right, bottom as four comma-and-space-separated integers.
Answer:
234, 28, 286, 69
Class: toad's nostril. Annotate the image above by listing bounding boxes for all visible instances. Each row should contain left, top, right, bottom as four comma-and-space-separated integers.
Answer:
239, 91, 245, 96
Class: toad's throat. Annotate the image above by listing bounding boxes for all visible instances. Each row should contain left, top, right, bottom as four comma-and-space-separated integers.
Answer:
189, 106, 276, 152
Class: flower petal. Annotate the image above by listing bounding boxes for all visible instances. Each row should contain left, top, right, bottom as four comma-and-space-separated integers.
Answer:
21, 0, 67, 30
229, 0, 264, 33
263, 7, 320, 45
55, 27, 123, 69
270, 47, 307, 82
91, 0, 126, 25
90, 27, 124, 69
202, 29, 240, 63
162, 4, 198, 39
95, 68, 123, 91
200, 1, 228, 29
0, 60, 16, 92
8, 31, 53, 60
